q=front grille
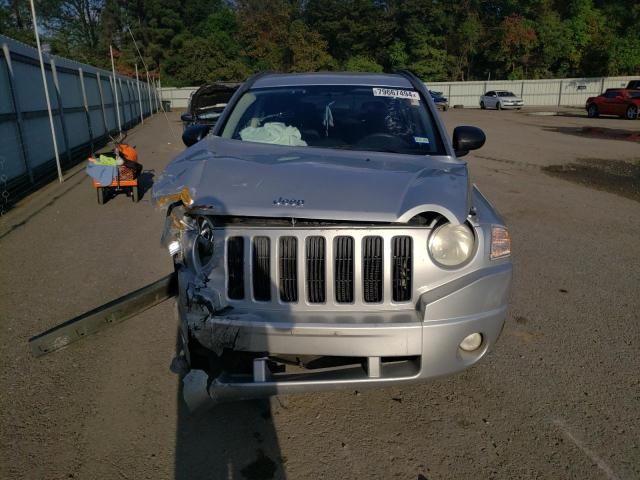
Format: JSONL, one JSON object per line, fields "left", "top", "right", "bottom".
{"left": 392, "top": 236, "right": 413, "bottom": 302}
{"left": 306, "top": 236, "right": 326, "bottom": 303}
{"left": 363, "top": 236, "right": 383, "bottom": 302}
{"left": 334, "top": 236, "right": 354, "bottom": 303}
{"left": 227, "top": 237, "right": 244, "bottom": 299}
{"left": 225, "top": 232, "right": 415, "bottom": 304}
{"left": 252, "top": 237, "right": 271, "bottom": 301}
{"left": 279, "top": 237, "right": 298, "bottom": 302}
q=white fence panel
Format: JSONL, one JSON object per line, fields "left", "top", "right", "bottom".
{"left": 429, "top": 75, "right": 637, "bottom": 108}
{"left": 163, "top": 75, "right": 637, "bottom": 111}
{"left": 159, "top": 87, "right": 196, "bottom": 108}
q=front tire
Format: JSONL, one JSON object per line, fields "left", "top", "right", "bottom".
{"left": 480, "top": 101, "right": 485, "bottom": 110}
{"left": 132, "top": 185, "right": 140, "bottom": 202}
{"left": 97, "top": 187, "right": 104, "bottom": 205}
{"left": 587, "top": 104, "right": 598, "bottom": 118}
{"left": 496, "top": 102, "right": 502, "bottom": 110}
{"left": 625, "top": 104, "right": 638, "bottom": 120}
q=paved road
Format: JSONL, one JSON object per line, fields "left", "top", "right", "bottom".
{"left": 1, "top": 109, "right": 638, "bottom": 480}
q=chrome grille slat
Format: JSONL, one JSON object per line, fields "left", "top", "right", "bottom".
{"left": 334, "top": 236, "right": 354, "bottom": 303}
{"left": 306, "top": 236, "right": 326, "bottom": 303}
{"left": 279, "top": 237, "right": 298, "bottom": 302}
{"left": 392, "top": 236, "right": 413, "bottom": 302}
{"left": 227, "top": 236, "right": 245, "bottom": 299}
{"left": 363, "top": 236, "right": 383, "bottom": 303}
{"left": 252, "top": 237, "right": 271, "bottom": 301}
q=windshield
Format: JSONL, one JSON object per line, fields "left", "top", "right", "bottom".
{"left": 196, "top": 105, "right": 226, "bottom": 121}
{"left": 220, "top": 85, "right": 444, "bottom": 155}
{"left": 497, "top": 91, "right": 516, "bottom": 97}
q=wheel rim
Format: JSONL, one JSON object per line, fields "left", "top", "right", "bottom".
{"left": 589, "top": 105, "right": 596, "bottom": 116}
{"left": 627, "top": 106, "right": 637, "bottom": 119}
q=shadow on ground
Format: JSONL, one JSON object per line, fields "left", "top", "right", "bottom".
{"left": 138, "top": 170, "right": 155, "bottom": 200}
{"left": 175, "top": 386, "right": 285, "bottom": 480}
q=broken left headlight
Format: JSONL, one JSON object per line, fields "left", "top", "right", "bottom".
{"left": 191, "top": 217, "right": 215, "bottom": 271}
{"left": 161, "top": 205, "right": 197, "bottom": 262}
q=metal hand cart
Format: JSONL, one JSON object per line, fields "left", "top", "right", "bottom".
{"left": 93, "top": 164, "right": 140, "bottom": 204}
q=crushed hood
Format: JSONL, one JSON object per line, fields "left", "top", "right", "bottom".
{"left": 153, "top": 137, "right": 471, "bottom": 224}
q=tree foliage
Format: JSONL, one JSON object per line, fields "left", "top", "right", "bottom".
{"left": 1, "top": 0, "right": 638, "bottom": 85}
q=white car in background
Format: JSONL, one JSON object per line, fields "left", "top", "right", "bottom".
{"left": 480, "top": 90, "right": 523, "bottom": 110}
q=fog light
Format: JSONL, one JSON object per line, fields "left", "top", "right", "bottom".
{"left": 168, "top": 240, "right": 181, "bottom": 256}
{"left": 459, "top": 333, "right": 483, "bottom": 352}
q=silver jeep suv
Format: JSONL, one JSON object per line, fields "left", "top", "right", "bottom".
{"left": 153, "top": 71, "right": 512, "bottom": 411}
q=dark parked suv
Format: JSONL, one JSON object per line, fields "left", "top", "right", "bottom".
{"left": 181, "top": 83, "right": 239, "bottom": 144}
{"left": 626, "top": 80, "right": 640, "bottom": 90}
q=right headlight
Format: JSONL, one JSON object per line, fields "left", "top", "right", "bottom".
{"left": 428, "top": 222, "right": 476, "bottom": 268}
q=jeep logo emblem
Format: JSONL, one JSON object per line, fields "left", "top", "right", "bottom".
{"left": 273, "top": 197, "right": 304, "bottom": 208}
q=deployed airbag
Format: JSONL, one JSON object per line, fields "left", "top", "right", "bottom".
{"left": 240, "top": 122, "right": 307, "bottom": 147}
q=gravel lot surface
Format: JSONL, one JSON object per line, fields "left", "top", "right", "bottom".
{"left": 1, "top": 109, "right": 638, "bottom": 480}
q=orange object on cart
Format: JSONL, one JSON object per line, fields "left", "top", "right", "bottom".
{"left": 91, "top": 144, "right": 141, "bottom": 204}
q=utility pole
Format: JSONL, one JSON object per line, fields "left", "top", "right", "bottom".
{"left": 135, "top": 64, "right": 144, "bottom": 124}
{"left": 110, "top": 45, "right": 122, "bottom": 135}
{"left": 29, "top": 0, "right": 63, "bottom": 183}
{"left": 146, "top": 70, "right": 153, "bottom": 114}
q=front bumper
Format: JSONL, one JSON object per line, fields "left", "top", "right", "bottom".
{"left": 181, "top": 262, "right": 512, "bottom": 411}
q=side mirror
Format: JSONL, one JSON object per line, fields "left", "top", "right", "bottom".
{"left": 182, "top": 124, "right": 212, "bottom": 147}
{"left": 180, "top": 112, "right": 194, "bottom": 123}
{"left": 452, "top": 126, "right": 486, "bottom": 157}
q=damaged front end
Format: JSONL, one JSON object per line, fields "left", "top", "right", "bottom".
{"left": 161, "top": 203, "right": 278, "bottom": 411}
{"left": 159, "top": 200, "right": 512, "bottom": 413}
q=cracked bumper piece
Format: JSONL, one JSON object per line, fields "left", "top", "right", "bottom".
{"left": 183, "top": 263, "right": 511, "bottom": 411}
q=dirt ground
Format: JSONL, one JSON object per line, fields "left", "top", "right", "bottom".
{"left": 1, "top": 107, "right": 639, "bottom": 480}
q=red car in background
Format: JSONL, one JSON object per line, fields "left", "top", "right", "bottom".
{"left": 586, "top": 89, "right": 640, "bottom": 120}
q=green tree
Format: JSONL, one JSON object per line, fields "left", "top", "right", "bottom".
{"left": 494, "top": 14, "right": 538, "bottom": 79}
{"left": 287, "top": 19, "right": 336, "bottom": 72}
{"left": 386, "top": 40, "right": 409, "bottom": 70}
{"left": 0, "top": 0, "right": 35, "bottom": 44}
{"left": 344, "top": 55, "right": 383, "bottom": 72}
{"left": 446, "top": 12, "right": 483, "bottom": 81}
{"left": 2, "top": 0, "right": 639, "bottom": 84}
{"left": 305, "top": 0, "right": 392, "bottom": 65}
{"left": 236, "top": 0, "right": 292, "bottom": 71}
{"left": 163, "top": 35, "right": 250, "bottom": 85}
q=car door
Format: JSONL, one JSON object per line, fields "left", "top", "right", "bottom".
{"left": 484, "top": 91, "right": 495, "bottom": 108}
{"left": 601, "top": 90, "right": 620, "bottom": 115}
{"left": 613, "top": 91, "right": 630, "bottom": 116}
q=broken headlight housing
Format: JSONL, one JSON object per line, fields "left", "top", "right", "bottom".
{"left": 428, "top": 222, "right": 476, "bottom": 268}
{"left": 191, "top": 217, "right": 215, "bottom": 271}
{"left": 161, "top": 205, "right": 194, "bottom": 261}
